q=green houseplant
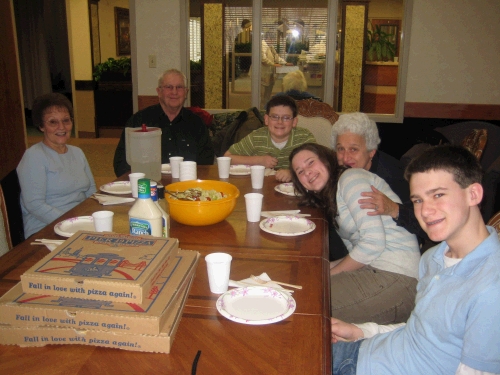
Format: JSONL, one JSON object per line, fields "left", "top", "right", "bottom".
{"left": 93, "top": 57, "right": 131, "bottom": 82}
{"left": 366, "top": 24, "right": 396, "bottom": 61}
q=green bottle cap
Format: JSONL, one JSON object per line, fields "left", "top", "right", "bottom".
{"left": 137, "top": 178, "right": 151, "bottom": 199}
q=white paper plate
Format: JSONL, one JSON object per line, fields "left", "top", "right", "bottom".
{"left": 259, "top": 216, "right": 316, "bottom": 236}
{"left": 161, "top": 163, "right": 171, "bottom": 174}
{"left": 274, "top": 183, "right": 299, "bottom": 196}
{"left": 54, "top": 216, "right": 95, "bottom": 237}
{"left": 99, "top": 181, "right": 132, "bottom": 195}
{"left": 229, "top": 165, "right": 251, "bottom": 176}
{"left": 216, "top": 286, "right": 296, "bottom": 325}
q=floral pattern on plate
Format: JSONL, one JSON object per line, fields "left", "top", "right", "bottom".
{"left": 274, "top": 182, "right": 299, "bottom": 196}
{"left": 229, "top": 165, "right": 251, "bottom": 176}
{"left": 216, "top": 286, "right": 296, "bottom": 325}
{"left": 259, "top": 216, "right": 316, "bottom": 236}
{"left": 54, "top": 216, "right": 95, "bottom": 237}
{"left": 99, "top": 181, "right": 132, "bottom": 195}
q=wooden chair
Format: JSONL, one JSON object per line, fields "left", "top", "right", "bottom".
{"left": 487, "top": 210, "right": 500, "bottom": 236}
{"left": 296, "top": 99, "right": 339, "bottom": 147}
{"left": 0, "top": 169, "right": 24, "bottom": 252}
{"left": 460, "top": 128, "right": 488, "bottom": 161}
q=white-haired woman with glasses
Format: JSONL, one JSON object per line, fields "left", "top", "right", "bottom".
{"left": 330, "top": 112, "right": 428, "bottom": 261}
{"left": 17, "top": 93, "right": 96, "bottom": 237}
{"left": 224, "top": 95, "right": 316, "bottom": 182}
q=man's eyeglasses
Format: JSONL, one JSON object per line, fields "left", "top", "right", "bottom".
{"left": 268, "top": 114, "right": 294, "bottom": 123}
{"left": 44, "top": 118, "right": 73, "bottom": 127}
{"left": 161, "top": 85, "right": 187, "bottom": 92}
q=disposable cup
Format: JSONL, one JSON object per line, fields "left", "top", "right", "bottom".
{"left": 92, "top": 210, "right": 114, "bottom": 232}
{"left": 250, "top": 165, "right": 266, "bottom": 189}
{"left": 180, "top": 161, "right": 197, "bottom": 181}
{"left": 129, "top": 172, "right": 146, "bottom": 198}
{"left": 169, "top": 156, "right": 184, "bottom": 179}
{"left": 244, "top": 193, "right": 263, "bottom": 222}
{"left": 217, "top": 157, "right": 231, "bottom": 179}
{"left": 205, "top": 252, "right": 232, "bottom": 294}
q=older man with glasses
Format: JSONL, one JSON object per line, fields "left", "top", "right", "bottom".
{"left": 113, "top": 68, "right": 214, "bottom": 177}
{"left": 224, "top": 95, "right": 315, "bottom": 182}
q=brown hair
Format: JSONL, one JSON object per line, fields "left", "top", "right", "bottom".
{"left": 405, "top": 144, "right": 483, "bottom": 188}
{"left": 289, "top": 143, "right": 347, "bottom": 224}
{"left": 32, "top": 93, "right": 73, "bottom": 130}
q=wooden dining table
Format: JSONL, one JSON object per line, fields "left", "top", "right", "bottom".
{"left": 0, "top": 165, "right": 331, "bottom": 375}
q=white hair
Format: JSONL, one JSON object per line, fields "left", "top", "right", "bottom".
{"left": 330, "top": 112, "right": 381, "bottom": 151}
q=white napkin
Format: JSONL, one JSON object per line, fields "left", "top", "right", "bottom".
{"left": 93, "top": 194, "right": 135, "bottom": 205}
{"left": 229, "top": 272, "right": 293, "bottom": 294}
{"left": 32, "top": 239, "right": 65, "bottom": 251}
{"left": 264, "top": 168, "right": 277, "bottom": 176}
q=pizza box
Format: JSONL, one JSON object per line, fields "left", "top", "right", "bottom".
{"left": 0, "top": 269, "right": 194, "bottom": 354}
{"left": 0, "top": 250, "right": 199, "bottom": 335}
{"left": 21, "top": 231, "right": 178, "bottom": 304}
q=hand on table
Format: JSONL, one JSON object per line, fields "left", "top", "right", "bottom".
{"left": 275, "top": 169, "right": 292, "bottom": 183}
{"left": 358, "top": 185, "right": 400, "bottom": 219}
{"left": 331, "top": 318, "right": 364, "bottom": 344}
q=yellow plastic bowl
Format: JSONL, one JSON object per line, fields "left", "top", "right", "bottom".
{"left": 165, "top": 180, "right": 240, "bottom": 226}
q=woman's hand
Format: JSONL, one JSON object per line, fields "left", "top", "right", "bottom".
{"left": 331, "top": 318, "right": 364, "bottom": 343}
{"left": 358, "top": 185, "right": 399, "bottom": 219}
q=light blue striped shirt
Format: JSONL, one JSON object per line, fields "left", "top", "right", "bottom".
{"left": 336, "top": 168, "right": 420, "bottom": 278}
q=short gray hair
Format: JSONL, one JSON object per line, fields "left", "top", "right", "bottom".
{"left": 330, "top": 112, "right": 381, "bottom": 151}
{"left": 158, "top": 69, "right": 188, "bottom": 88}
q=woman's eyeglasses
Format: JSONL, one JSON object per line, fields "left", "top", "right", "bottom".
{"left": 43, "top": 118, "right": 73, "bottom": 127}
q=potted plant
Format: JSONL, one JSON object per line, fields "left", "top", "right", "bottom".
{"left": 93, "top": 57, "right": 131, "bottom": 82}
{"left": 366, "top": 24, "right": 396, "bottom": 62}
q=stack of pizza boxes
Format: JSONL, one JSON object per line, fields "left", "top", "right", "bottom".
{"left": 0, "top": 231, "right": 199, "bottom": 353}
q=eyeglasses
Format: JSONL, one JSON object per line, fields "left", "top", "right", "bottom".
{"left": 43, "top": 118, "right": 73, "bottom": 127}
{"left": 160, "top": 85, "right": 187, "bottom": 92}
{"left": 268, "top": 114, "right": 294, "bottom": 123}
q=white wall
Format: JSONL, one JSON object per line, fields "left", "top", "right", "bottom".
{"left": 406, "top": 0, "right": 500, "bottom": 104}
{"left": 132, "top": 0, "right": 182, "bottom": 97}
{"left": 130, "top": 0, "right": 500, "bottom": 106}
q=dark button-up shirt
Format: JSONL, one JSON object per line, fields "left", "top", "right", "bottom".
{"left": 113, "top": 104, "right": 214, "bottom": 177}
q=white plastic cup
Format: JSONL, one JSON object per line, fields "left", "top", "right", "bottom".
{"left": 217, "top": 157, "right": 231, "bottom": 179}
{"left": 180, "top": 161, "right": 197, "bottom": 181}
{"left": 244, "top": 193, "right": 263, "bottom": 222}
{"left": 169, "top": 156, "right": 184, "bottom": 179}
{"left": 250, "top": 165, "right": 266, "bottom": 189}
{"left": 92, "top": 211, "right": 114, "bottom": 232}
{"left": 205, "top": 252, "right": 232, "bottom": 294}
{"left": 129, "top": 172, "right": 146, "bottom": 198}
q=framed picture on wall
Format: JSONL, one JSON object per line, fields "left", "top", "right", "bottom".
{"left": 115, "top": 7, "right": 130, "bottom": 56}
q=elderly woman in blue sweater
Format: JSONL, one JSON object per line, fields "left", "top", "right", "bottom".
{"left": 290, "top": 143, "right": 420, "bottom": 324}
{"left": 17, "top": 93, "right": 96, "bottom": 237}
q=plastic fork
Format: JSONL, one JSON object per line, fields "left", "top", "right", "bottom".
{"left": 251, "top": 275, "right": 302, "bottom": 289}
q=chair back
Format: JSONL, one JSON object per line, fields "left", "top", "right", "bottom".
{"left": 296, "top": 99, "right": 339, "bottom": 125}
{"left": 460, "top": 129, "right": 488, "bottom": 161}
{"left": 487, "top": 210, "right": 500, "bottom": 237}
{"left": 0, "top": 169, "right": 24, "bottom": 250}
{"left": 296, "top": 99, "right": 339, "bottom": 148}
